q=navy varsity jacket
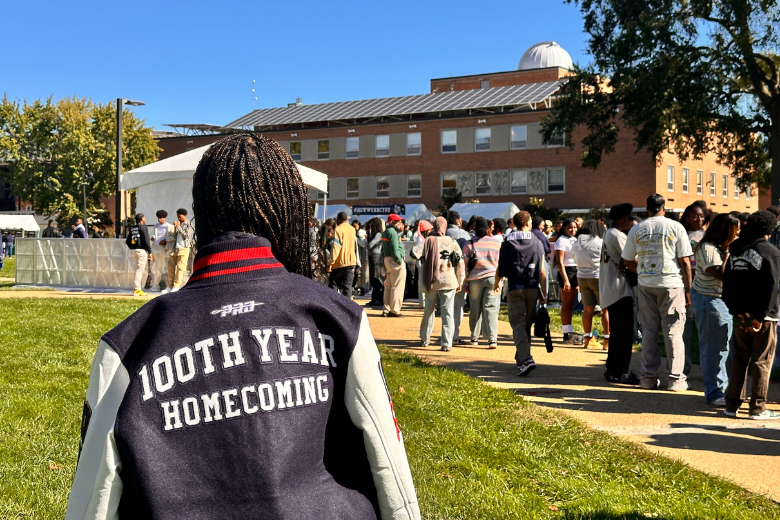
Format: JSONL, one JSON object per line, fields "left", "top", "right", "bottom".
{"left": 66, "top": 232, "right": 420, "bottom": 520}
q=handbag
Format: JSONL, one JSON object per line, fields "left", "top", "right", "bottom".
{"left": 534, "top": 305, "right": 550, "bottom": 338}
{"left": 467, "top": 238, "right": 478, "bottom": 272}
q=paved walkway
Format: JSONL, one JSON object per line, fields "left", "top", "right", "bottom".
{"left": 365, "top": 301, "right": 780, "bottom": 501}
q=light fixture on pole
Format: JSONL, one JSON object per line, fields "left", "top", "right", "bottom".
{"left": 115, "top": 98, "right": 145, "bottom": 238}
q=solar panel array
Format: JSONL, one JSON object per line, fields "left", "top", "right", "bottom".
{"left": 227, "top": 81, "right": 564, "bottom": 128}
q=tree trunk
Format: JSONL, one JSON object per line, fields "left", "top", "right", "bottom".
{"left": 772, "top": 128, "right": 780, "bottom": 207}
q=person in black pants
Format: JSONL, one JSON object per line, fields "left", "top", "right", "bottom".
{"left": 600, "top": 203, "right": 640, "bottom": 385}
{"left": 365, "top": 218, "right": 385, "bottom": 307}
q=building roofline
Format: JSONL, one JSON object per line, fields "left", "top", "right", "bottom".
{"left": 429, "top": 66, "right": 568, "bottom": 82}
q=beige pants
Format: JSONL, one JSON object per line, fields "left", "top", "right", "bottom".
{"left": 167, "top": 248, "right": 190, "bottom": 289}
{"left": 151, "top": 244, "right": 168, "bottom": 288}
{"left": 132, "top": 249, "right": 149, "bottom": 291}
{"left": 383, "top": 256, "right": 406, "bottom": 314}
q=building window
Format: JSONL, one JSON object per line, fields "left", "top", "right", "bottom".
{"left": 545, "top": 131, "right": 564, "bottom": 148}
{"left": 406, "top": 132, "right": 421, "bottom": 155}
{"left": 510, "top": 170, "right": 527, "bottom": 194}
{"left": 407, "top": 174, "right": 421, "bottom": 197}
{"left": 441, "top": 130, "right": 457, "bottom": 153}
{"left": 710, "top": 172, "right": 716, "bottom": 196}
{"left": 547, "top": 169, "right": 565, "bottom": 193}
{"left": 682, "top": 168, "right": 689, "bottom": 193}
{"left": 734, "top": 180, "right": 740, "bottom": 199}
{"left": 442, "top": 173, "right": 458, "bottom": 196}
{"left": 290, "top": 141, "right": 301, "bottom": 161}
{"left": 317, "top": 140, "right": 329, "bottom": 160}
{"left": 696, "top": 170, "right": 703, "bottom": 195}
{"left": 722, "top": 174, "right": 728, "bottom": 198}
{"left": 375, "top": 135, "right": 390, "bottom": 157}
{"left": 475, "top": 128, "right": 491, "bottom": 151}
{"left": 376, "top": 176, "right": 389, "bottom": 198}
{"left": 510, "top": 125, "right": 527, "bottom": 149}
{"left": 480, "top": 79, "right": 490, "bottom": 89}
{"left": 667, "top": 166, "right": 675, "bottom": 191}
{"left": 346, "top": 137, "right": 359, "bottom": 159}
{"left": 746, "top": 187, "right": 751, "bottom": 200}
{"left": 346, "top": 178, "right": 359, "bottom": 199}
{"left": 475, "top": 172, "right": 492, "bottom": 195}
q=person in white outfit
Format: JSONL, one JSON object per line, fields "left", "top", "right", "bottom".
{"left": 149, "top": 210, "right": 174, "bottom": 292}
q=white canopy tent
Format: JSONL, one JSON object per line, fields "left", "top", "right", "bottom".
{"left": 122, "top": 144, "right": 329, "bottom": 220}
{"left": 314, "top": 204, "right": 351, "bottom": 222}
{"left": 449, "top": 202, "right": 521, "bottom": 223}
{"left": 351, "top": 204, "right": 435, "bottom": 224}
{"left": 0, "top": 214, "right": 41, "bottom": 235}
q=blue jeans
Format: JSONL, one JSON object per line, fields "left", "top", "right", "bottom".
{"left": 468, "top": 276, "right": 500, "bottom": 344}
{"left": 690, "top": 288, "right": 731, "bottom": 402}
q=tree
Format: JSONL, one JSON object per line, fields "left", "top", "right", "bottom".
{"left": 0, "top": 96, "right": 159, "bottom": 224}
{"left": 542, "top": 0, "right": 780, "bottom": 203}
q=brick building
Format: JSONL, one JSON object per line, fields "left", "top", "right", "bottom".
{"left": 156, "top": 42, "right": 757, "bottom": 216}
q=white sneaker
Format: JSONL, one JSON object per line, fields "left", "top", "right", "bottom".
{"left": 749, "top": 409, "right": 780, "bottom": 420}
{"left": 160, "top": 288, "right": 170, "bottom": 295}
{"left": 171, "top": 286, "right": 180, "bottom": 292}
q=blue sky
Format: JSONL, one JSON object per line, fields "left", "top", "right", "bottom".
{"left": 3, "top": 0, "right": 590, "bottom": 130}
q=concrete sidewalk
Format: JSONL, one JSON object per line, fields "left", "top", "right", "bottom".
{"left": 365, "top": 301, "right": 780, "bottom": 501}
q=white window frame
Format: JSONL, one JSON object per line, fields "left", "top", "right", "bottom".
{"left": 547, "top": 168, "right": 565, "bottom": 193}
{"left": 475, "top": 128, "right": 491, "bottom": 152}
{"left": 696, "top": 170, "right": 703, "bottom": 195}
{"left": 667, "top": 165, "right": 675, "bottom": 191}
{"left": 406, "top": 132, "right": 421, "bottom": 156}
{"left": 510, "top": 169, "right": 527, "bottom": 194}
{"left": 734, "top": 179, "right": 740, "bottom": 199}
{"left": 545, "top": 131, "right": 565, "bottom": 148}
{"left": 345, "top": 137, "right": 359, "bottom": 159}
{"left": 407, "top": 174, "right": 421, "bottom": 198}
{"left": 710, "top": 172, "right": 716, "bottom": 197}
{"left": 475, "top": 171, "right": 492, "bottom": 195}
{"left": 722, "top": 174, "right": 728, "bottom": 198}
{"left": 346, "top": 177, "right": 359, "bottom": 199}
{"left": 746, "top": 187, "right": 751, "bottom": 200}
{"left": 376, "top": 176, "right": 389, "bottom": 198}
{"left": 441, "top": 130, "right": 457, "bottom": 154}
{"left": 441, "top": 172, "right": 458, "bottom": 196}
{"left": 510, "top": 125, "right": 527, "bottom": 150}
{"left": 682, "top": 168, "right": 689, "bottom": 194}
{"left": 375, "top": 135, "right": 390, "bottom": 157}
{"left": 289, "top": 141, "right": 302, "bottom": 161}
{"left": 317, "top": 140, "right": 329, "bottom": 160}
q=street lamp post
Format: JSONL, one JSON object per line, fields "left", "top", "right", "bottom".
{"left": 115, "top": 98, "right": 145, "bottom": 237}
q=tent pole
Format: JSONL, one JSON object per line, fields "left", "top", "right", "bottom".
{"left": 322, "top": 193, "right": 327, "bottom": 223}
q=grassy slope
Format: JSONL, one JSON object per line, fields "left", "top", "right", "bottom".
{"left": 1, "top": 298, "right": 777, "bottom": 519}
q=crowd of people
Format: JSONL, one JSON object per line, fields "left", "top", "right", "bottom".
{"left": 312, "top": 194, "right": 780, "bottom": 421}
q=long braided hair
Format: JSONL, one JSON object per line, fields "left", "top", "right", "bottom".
{"left": 192, "top": 133, "right": 313, "bottom": 278}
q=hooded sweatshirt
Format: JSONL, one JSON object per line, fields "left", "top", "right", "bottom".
{"left": 722, "top": 235, "right": 780, "bottom": 322}
{"left": 498, "top": 230, "right": 545, "bottom": 291}
{"left": 571, "top": 234, "right": 603, "bottom": 279}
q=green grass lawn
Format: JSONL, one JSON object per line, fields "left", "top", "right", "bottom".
{"left": 2, "top": 298, "right": 778, "bottom": 519}
{"left": 0, "top": 256, "right": 15, "bottom": 278}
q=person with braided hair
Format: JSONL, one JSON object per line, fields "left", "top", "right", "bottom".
{"left": 67, "top": 133, "right": 420, "bottom": 520}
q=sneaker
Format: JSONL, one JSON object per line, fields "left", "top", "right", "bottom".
{"left": 420, "top": 342, "right": 428, "bottom": 348}
{"left": 667, "top": 380, "right": 689, "bottom": 393}
{"left": 487, "top": 343, "right": 497, "bottom": 350}
{"left": 605, "top": 371, "right": 639, "bottom": 385}
{"left": 706, "top": 397, "right": 727, "bottom": 406}
{"left": 584, "top": 336, "right": 602, "bottom": 350}
{"left": 455, "top": 338, "right": 468, "bottom": 345}
{"left": 517, "top": 358, "right": 536, "bottom": 377}
{"left": 749, "top": 409, "right": 780, "bottom": 420}
{"left": 470, "top": 338, "right": 479, "bottom": 346}
{"left": 171, "top": 286, "right": 180, "bottom": 292}
{"left": 440, "top": 346, "right": 451, "bottom": 352}
{"left": 388, "top": 312, "right": 405, "bottom": 318}
{"left": 723, "top": 408, "right": 738, "bottom": 418}
{"left": 562, "top": 334, "right": 583, "bottom": 346}
{"left": 640, "top": 378, "right": 660, "bottom": 390}
{"left": 148, "top": 286, "right": 160, "bottom": 292}
{"left": 133, "top": 289, "right": 147, "bottom": 296}
{"left": 160, "top": 288, "right": 170, "bottom": 295}
{"left": 601, "top": 337, "right": 609, "bottom": 351}
{"left": 381, "top": 311, "right": 389, "bottom": 317}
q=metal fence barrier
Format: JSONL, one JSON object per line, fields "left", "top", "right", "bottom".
{"left": 15, "top": 238, "right": 137, "bottom": 289}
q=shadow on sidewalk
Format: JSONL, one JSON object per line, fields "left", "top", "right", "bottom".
{"left": 644, "top": 423, "right": 780, "bottom": 456}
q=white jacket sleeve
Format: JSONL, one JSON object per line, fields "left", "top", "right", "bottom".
{"left": 65, "top": 340, "right": 130, "bottom": 520}
{"left": 344, "top": 313, "right": 421, "bottom": 520}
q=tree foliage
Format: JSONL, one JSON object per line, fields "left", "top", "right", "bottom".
{"left": 542, "top": 0, "right": 780, "bottom": 199}
{"left": 0, "top": 96, "right": 159, "bottom": 224}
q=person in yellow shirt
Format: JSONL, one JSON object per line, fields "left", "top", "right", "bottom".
{"left": 330, "top": 211, "right": 358, "bottom": 298}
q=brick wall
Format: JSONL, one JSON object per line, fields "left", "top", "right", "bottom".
{"left": 430, "top": 67, "right": 569, "bottom": 93}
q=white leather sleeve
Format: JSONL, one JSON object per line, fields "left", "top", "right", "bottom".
{"left": 65, "top": 340, "right": 130, "bottom": 520}
{"left": 344, "top": 313, "right": 421, "bottom": 520}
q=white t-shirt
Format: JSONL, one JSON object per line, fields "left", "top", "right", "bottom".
{"left": 154, "top": 223, "right": 168, "bottom": 245}
{"left": 621, "top": 216, "right": 692, "bottom": 289}
{"left": 571, "top": 235, "right": 602, "bottom": 279}
{"left": 692, "top": 243, "right": 724, "bottom": 297}
{"left": 599, "top": 228, "right": 634, "bottom": 308}
{"left": 555, "top": 236, "right": 577, "bottom": 267}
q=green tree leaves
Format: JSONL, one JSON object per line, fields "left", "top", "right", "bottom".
{"left": 543, "top": 0, "right": 780, "bottom": 199}
{"left": 0, "top": 96, "right": 159, "bottom": 224}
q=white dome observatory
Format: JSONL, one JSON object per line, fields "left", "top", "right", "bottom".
{"left": 518, "top": 41, "right": 573, "bottom": 70}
